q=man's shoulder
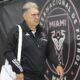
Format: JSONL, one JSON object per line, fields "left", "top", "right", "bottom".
{"left": 8, "top": 25, "right": 20, "bottom": 36}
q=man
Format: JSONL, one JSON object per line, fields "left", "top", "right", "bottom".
{"left": 4, "top": 2, "right": 64, "bottom": 80}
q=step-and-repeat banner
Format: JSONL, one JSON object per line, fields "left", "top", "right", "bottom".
{"left": 0, "top": 0, "right": 80, "bottom": 80}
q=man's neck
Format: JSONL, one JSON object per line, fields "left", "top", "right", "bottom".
{"left": 27, "top": 23, "right": 36, "bottom": 31}
{"left": 29, "top": 26, "right": 36, "bottom": 31}
{"left": 25, "top": 22, "right": 36, "bottom": 31}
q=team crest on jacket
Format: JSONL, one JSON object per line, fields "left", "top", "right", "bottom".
{"left": 40, "top": 0, "right": 80, "bottom": 80}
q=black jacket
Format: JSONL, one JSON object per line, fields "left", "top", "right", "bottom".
{"left": 4, "top": 21, "right": 59, "bottom": 74}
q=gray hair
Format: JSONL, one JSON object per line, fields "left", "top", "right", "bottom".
{"left": 22, "top": 2, "right": 39, "bottom": 15}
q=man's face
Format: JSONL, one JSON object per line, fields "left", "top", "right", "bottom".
{"left": 24, "top": 8, "right": 40, "bottom": 29}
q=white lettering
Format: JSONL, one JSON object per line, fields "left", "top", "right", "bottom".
{"left": 77, "top": 48, "right": 80, "bottom": 53}
{"left": 56, "top": 0, "right": 62, "bottom": 5}
{"left": 77, "top": 35, "right": 80, "bottom": 40}
{"left": 43, "top": 12, "right": 46, "bottom": 17}
{"left": 41, "top": 17, "right": 45, "bottom": 22}
{"left": 49, "top": 3, "right": 53, "bottom": 8}
{"left": 49, "top": 19, "right": 66, "bottom": 27}
{"left": 52, "top": 0, "right": 56, "bottom": 6}
{"left": 62, "top": 0, "right": 66, "bottom": 6}
{"left": 45, "top": 6, "right": 49, "bottom": 13}
{"left": 71, "top": 12, "right": 77, "bottom": 24}
{"left": 76, "top": 55, "right": 80, "bottom": 61}
{"left": 65, "top": 3, "right": 69, "bottom": 9}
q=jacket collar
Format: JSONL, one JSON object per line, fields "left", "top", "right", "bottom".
{"left": 20, "top": 21, "right": 42, "bottom": 35}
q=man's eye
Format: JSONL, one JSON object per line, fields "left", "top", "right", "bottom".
{"left": 32, "top": 14, "right": 39, "bottom": 16}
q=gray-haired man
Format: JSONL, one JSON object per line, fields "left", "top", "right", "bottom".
{"left": 4, "top": 2, "right": 64, "bottom": 80}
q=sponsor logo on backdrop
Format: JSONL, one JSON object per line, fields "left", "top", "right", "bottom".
{"left": 40, "top": 0, "right": 80, "bottom": 80}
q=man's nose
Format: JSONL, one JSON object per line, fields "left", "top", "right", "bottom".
{"left": 35, "top": 14, "right": 39, "bottom": 19}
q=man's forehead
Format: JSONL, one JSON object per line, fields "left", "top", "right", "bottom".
{"left": 29, "top": 8, "right": 39, "bottom": 14}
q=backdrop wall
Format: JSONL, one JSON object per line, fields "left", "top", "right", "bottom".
{"left": 0, "top": 0, "right": 80, "bottom": 80}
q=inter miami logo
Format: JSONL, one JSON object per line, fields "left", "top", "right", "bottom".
{"left": 40, "top": 0, "right": 80, "bottom": 80}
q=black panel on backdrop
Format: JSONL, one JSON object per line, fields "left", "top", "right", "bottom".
{"left": 0, "top": 0, "right": 80, "bottom": 80}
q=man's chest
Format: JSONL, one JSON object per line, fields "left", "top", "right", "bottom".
{"left": 22, "top": 32, "right": 48, "bottom": 49}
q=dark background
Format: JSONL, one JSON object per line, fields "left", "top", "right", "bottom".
{"left": 0, "top": 0, "right": 80, "bottom": 80}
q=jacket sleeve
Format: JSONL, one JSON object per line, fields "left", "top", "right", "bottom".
{"left": 4, "top": 27, "right": 23, "bottom": 73}
{"left": 46, "top": 32, "right": 59, "bottom": 67}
